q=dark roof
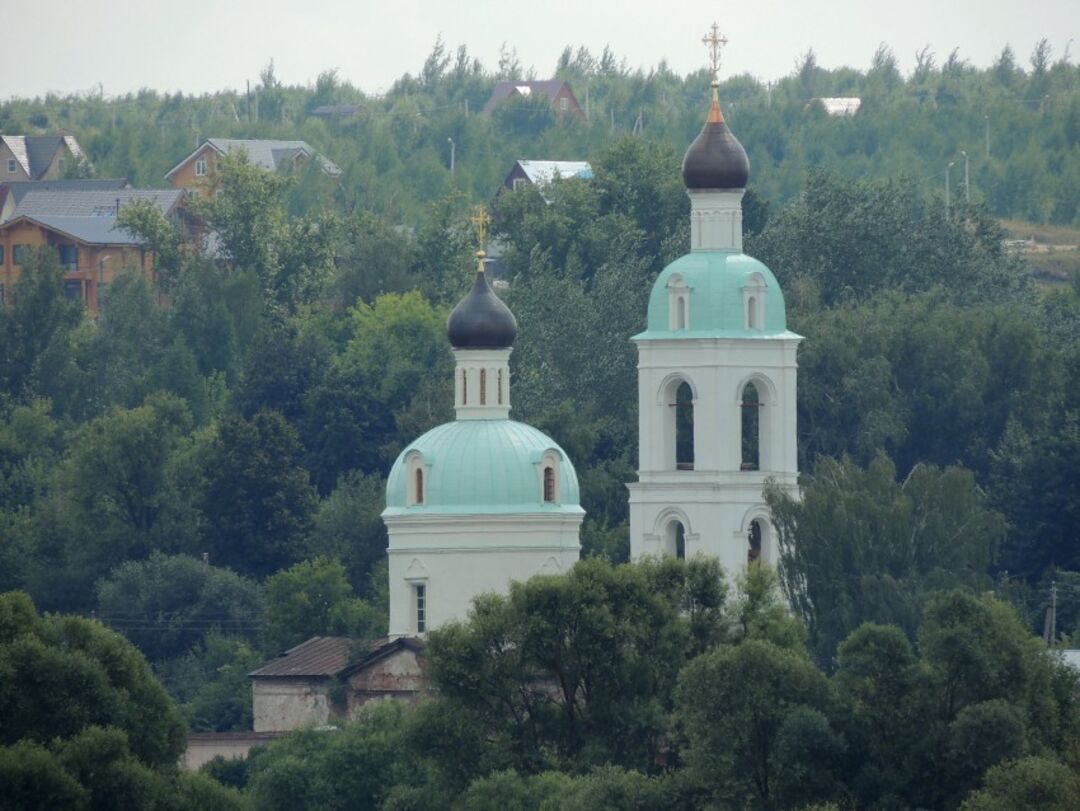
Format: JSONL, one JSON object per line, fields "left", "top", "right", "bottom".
{"left": 682, "top": 90, "right": 749, "bottom": 190}
{"left": 8, "top": 214, "right": 141, "bottom": 245}
{"left": 2, "top": 179, "right": 129, "bottom": 208}
{"left": 248, "top": 636, "right": 355, "bottom": 678}
{"left": 25, "top": 136, "right": 63, "bottom": 179}
{"left": 482, "top": 80, "right": 571, "bottom": 115}
{"left": 15, "top": 188, "right": 182, "bottom": 218}
{"left": 311, "top": 104, "right": 360, "bottom": 117}
{"left": 447, "top": 267, "right": 518, "bottom": 349}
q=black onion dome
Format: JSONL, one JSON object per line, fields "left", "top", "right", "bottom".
{"left": 447, "top": 269, "right": 517, "bottom": 349}
{"left": 681, "top": 91, "right": 750, "bottom": 190}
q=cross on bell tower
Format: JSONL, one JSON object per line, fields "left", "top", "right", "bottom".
{"left": 701, "top": 22, "right": 728, "bottom": 83}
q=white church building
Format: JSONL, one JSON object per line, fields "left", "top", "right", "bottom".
{"left": 381, "top": 67, "right": 801, "bottom": 638}
{"left": 626, "top": 78, "right": 802, "bottom": 575}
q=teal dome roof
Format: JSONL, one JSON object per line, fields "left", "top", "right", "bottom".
{"left": 636, "top": 252, "right": 798, "bottom": 340}
{"left": 384, "top": 420, "right": 583, "bottom": 516}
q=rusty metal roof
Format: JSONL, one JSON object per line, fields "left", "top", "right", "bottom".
{"left": 248, "top": 636, "right": 356, "bottom": 679}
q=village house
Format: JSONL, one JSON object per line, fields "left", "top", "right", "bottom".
{"left": 165, "top": 138, "right": 342, "bottom": 198}
{"left": 501, "top": 159, "right": 593, "bottom": 194}
{"left": 0, "top": 178, "right": 130, "bottom": 223}
{"left": 0, "top": 134, "right": 86, "bottom": 182}
{"left": 0, "top": 188, "right": 185, "bottom": 312}
{"left": 481, "top": 79, "right": 583, "bottom": 118}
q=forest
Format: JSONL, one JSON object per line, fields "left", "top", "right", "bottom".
{"left": 1, "top": 39, "right": 1080, "bottom": 809}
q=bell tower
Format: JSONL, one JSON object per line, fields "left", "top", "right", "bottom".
{"left": 627, "top": 25, "right": 802, "bottom": 574}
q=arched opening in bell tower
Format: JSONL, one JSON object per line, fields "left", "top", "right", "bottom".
{"left": 665, "top": 519, "right": 687, "bottom": 560}
{"left": 748, "top": 519, "right": 762, "bottom": 565}
{"left": 675, "top": 381, "right": 695, "bottom": 470}
{"left": 740, "top": 382, "right": 760, "bottom": 471}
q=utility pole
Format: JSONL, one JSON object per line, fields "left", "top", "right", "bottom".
{"left": 610, "top": 107, "right": 615, "bottom": 133}
{"left": 1044, "top": 582, "right": 1058, "bottom": 646}
{"left": 584, "top": 85, "right": 590, "bottom": 121}
{"left": 447, "top": 137, "right": 455, "bottom": 175}
{"left": 961, "top": 149, "right": 970, "bottom": 203}
{"left": 247, "top": 80, "right": 252, "bottom": 122}
{"left": 945, "top": 161, "right": 954, "bottom": 218}
{"left": 766, "top": 80, "right": 772, "bottom": 109}
{"left": 984, "top": 114, "right": 990, "bottom": 158}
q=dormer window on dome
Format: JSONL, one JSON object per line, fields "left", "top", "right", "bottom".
{"left": 537, "top": 450, "right": 562, "bottom": 503}
{"left": 667, "top": 274, "right": 691, "bottom": 331}
{"left": 405, "top": 451, "right": 430, "bottom": 506}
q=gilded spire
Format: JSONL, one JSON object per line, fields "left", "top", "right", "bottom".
{"left": 701, "top": 22, "right": 728, "bottom": 122}
{"left": 470, "top": 206, "right": 491, "bottom": 270}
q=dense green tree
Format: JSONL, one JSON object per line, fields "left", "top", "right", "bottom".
{"left": 95, "top": 553, "right": 263, "bottom": 661}
{"left": 768, "top": 452, "right": 1005, "bottom": 664}
{"left": 306, "top": 470, "right": 389, "bottom": 594}
{"left": 261, "top": 556, "right": 384, "bottom": 653}
{"left": 199, "top": 408, "right": 317, "bottom": 578}
{"left": 960, "top": 756, "right": 1080, "bottom": 811}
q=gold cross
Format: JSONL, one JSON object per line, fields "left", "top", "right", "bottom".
{"left": 470, "top": 206, "right": 491, "bottom": 255}
{"left": 702, "top": 22, "right": 728, "bottom": 81}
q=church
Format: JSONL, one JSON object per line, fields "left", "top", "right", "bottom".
{"left": 381, "top": 37, "right": 801, "bottom": 638}
{"left": 239, "top": 30, "right": 803, "bottom": 738}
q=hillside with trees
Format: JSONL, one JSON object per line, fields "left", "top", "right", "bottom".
{"left": 1, "top": 38, "right": 1079, "bottom": 809}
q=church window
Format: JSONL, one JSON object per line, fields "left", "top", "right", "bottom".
{"left": 741, "top": 382, "right": 761, "bottom": 471}
{"left": 497, "top": 369, "right": 504, "bottom": 404}
{"left": 748, "top": 520, "right": 762, "bottom": 565}
{"left": 543, "top": 466, "right": 556, "bottom": 502}
{"left": 674, "top": 381, "right": 694, "bottom": 470}
{"left": 415, "top": 469, "right": 424, "bottom": 505}
{"left": 415, "top": 584, "right": 426, "bottom": 633}
{"left": 667, "top": 274, "right": 690, "bottom": 330}
{"left": 480, "top": 369, "right": 487, "bottom": 405}
{"left": 664, "top": 519, "right": 687, "bottom": 559}
{"left": 675, "top": 522, "right": 686, "bottom": 560}
{"left": 744, "top": 273, "right": 766, "bottom": 330}
{"left": 461, "top": 369, "right": 468, "bottom": 405}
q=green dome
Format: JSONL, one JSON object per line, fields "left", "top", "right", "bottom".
{"left": 384, "top": 420, "right": 583, "bottom": 516}
{"left": 636, "top": 252, "right": 798, "bottom": 340}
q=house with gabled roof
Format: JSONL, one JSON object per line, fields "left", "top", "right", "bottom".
{"left": 482, "top": 80, "right": 583, "bottom": 118}
{"left": 165, "top": 138, "right": 342, "bottom": 199}
{"left": 501, "top": 159, "right": 593, "bottom": 195}
{"left": 0, "top": 135, "right": 86, "bottom": 182}
{"left": 0, "top": 178, "right": 130, "bottom": 223}
{"left": 0, "top": 188, "right": 185, "bottom": 312}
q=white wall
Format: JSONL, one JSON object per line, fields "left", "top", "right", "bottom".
{"left": 251, "top": 679, "right": 331, "bottom": 733}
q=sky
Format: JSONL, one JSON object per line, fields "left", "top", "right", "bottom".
{"left": 2, "top": 0, "right": 1076, "bottom": 99}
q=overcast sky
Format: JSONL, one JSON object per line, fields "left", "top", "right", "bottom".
{"left": 3, "top": 1, "right": 1076, "bottom": 99}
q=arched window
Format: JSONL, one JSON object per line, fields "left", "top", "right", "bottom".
{"left": 744, "top": 273, "right": 766, "bottom": 330}
{"left": 675, "top": 522, "right": 686, "bottom": 560}
{"left": 461, "top": 369, "right": 468, "bottom": 405}
{"left": 664, "top": 519, "right": 687, "bottom": 559}
{"left": 741, "top": 382, "right": 760, "bottom": 471}
{"left": 667, "top": 274, "right": 690, "bottom": 330}
{"left": 748, "top": 520, "right": 762, "bottom": 565}
{"left": 674, "top": 381, "right": 694, "bottom": 470}
{"left": 415, "top": 468, "right": 424, "bottom": 505}
{"left": 543, "top": 466, "right": 555, "bottom": 502}
{"left": 480, "top": 369, "right": 487, "bottom": 405}
{"left": 747, "top": 296, "right": 757, "bottom": 329}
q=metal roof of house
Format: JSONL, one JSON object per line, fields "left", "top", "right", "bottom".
{"left": 517, "top": 160, "right": 593, "bottom": 185}
{"left": 812, "top": 97, "right": 862, "bottom": 117}
{"left": 482, "top": 80, "right": 571, "bottom": 115}
{"left": 15, "top": 188, "right": 183, "bottom": 218}
{"left": 311, "top": 104, "right": 360, "bottom": 117}
{"left": 2, "top": 179, "right": 129, "bottom": 208}
{"left": 12, "top": 215, "right": 141, "bottom": 245}
{"left": 248, "top": 636, "right": 356, "bottom": 679}
{"left": 165, "top": 138, "right": 342, "bottom": 179}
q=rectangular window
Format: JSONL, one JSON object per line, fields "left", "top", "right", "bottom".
{"left": 63, "top": 280, "right": 83, "bottom": 301}
{"left": 12, "top": 244, "right": 30, "bottom": 266}
{"left": 194, "top": 158, "right": 207, "bottom": 177}
{"left": 0, "top": 245, "right": 5, "bottom": 265}
{"left": 560, "top": 96, "right": 569, "bottom": 111}
{"left": 415, "top": 584, "right": 426, "bottom": 633}
{"left": 512, "top": 177, "right": 527, "bottom": 192}
{"left": 57, "top": 158, "right": 65, "bottom": 173}
{"left": 6, "top": 159, "right": 16, "bottom": 173}
{"left": 58, "top": 244, "right": 78, "bottom": 271}
{"left": 0, "top": 284, "right": 5, "bottom": 305}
